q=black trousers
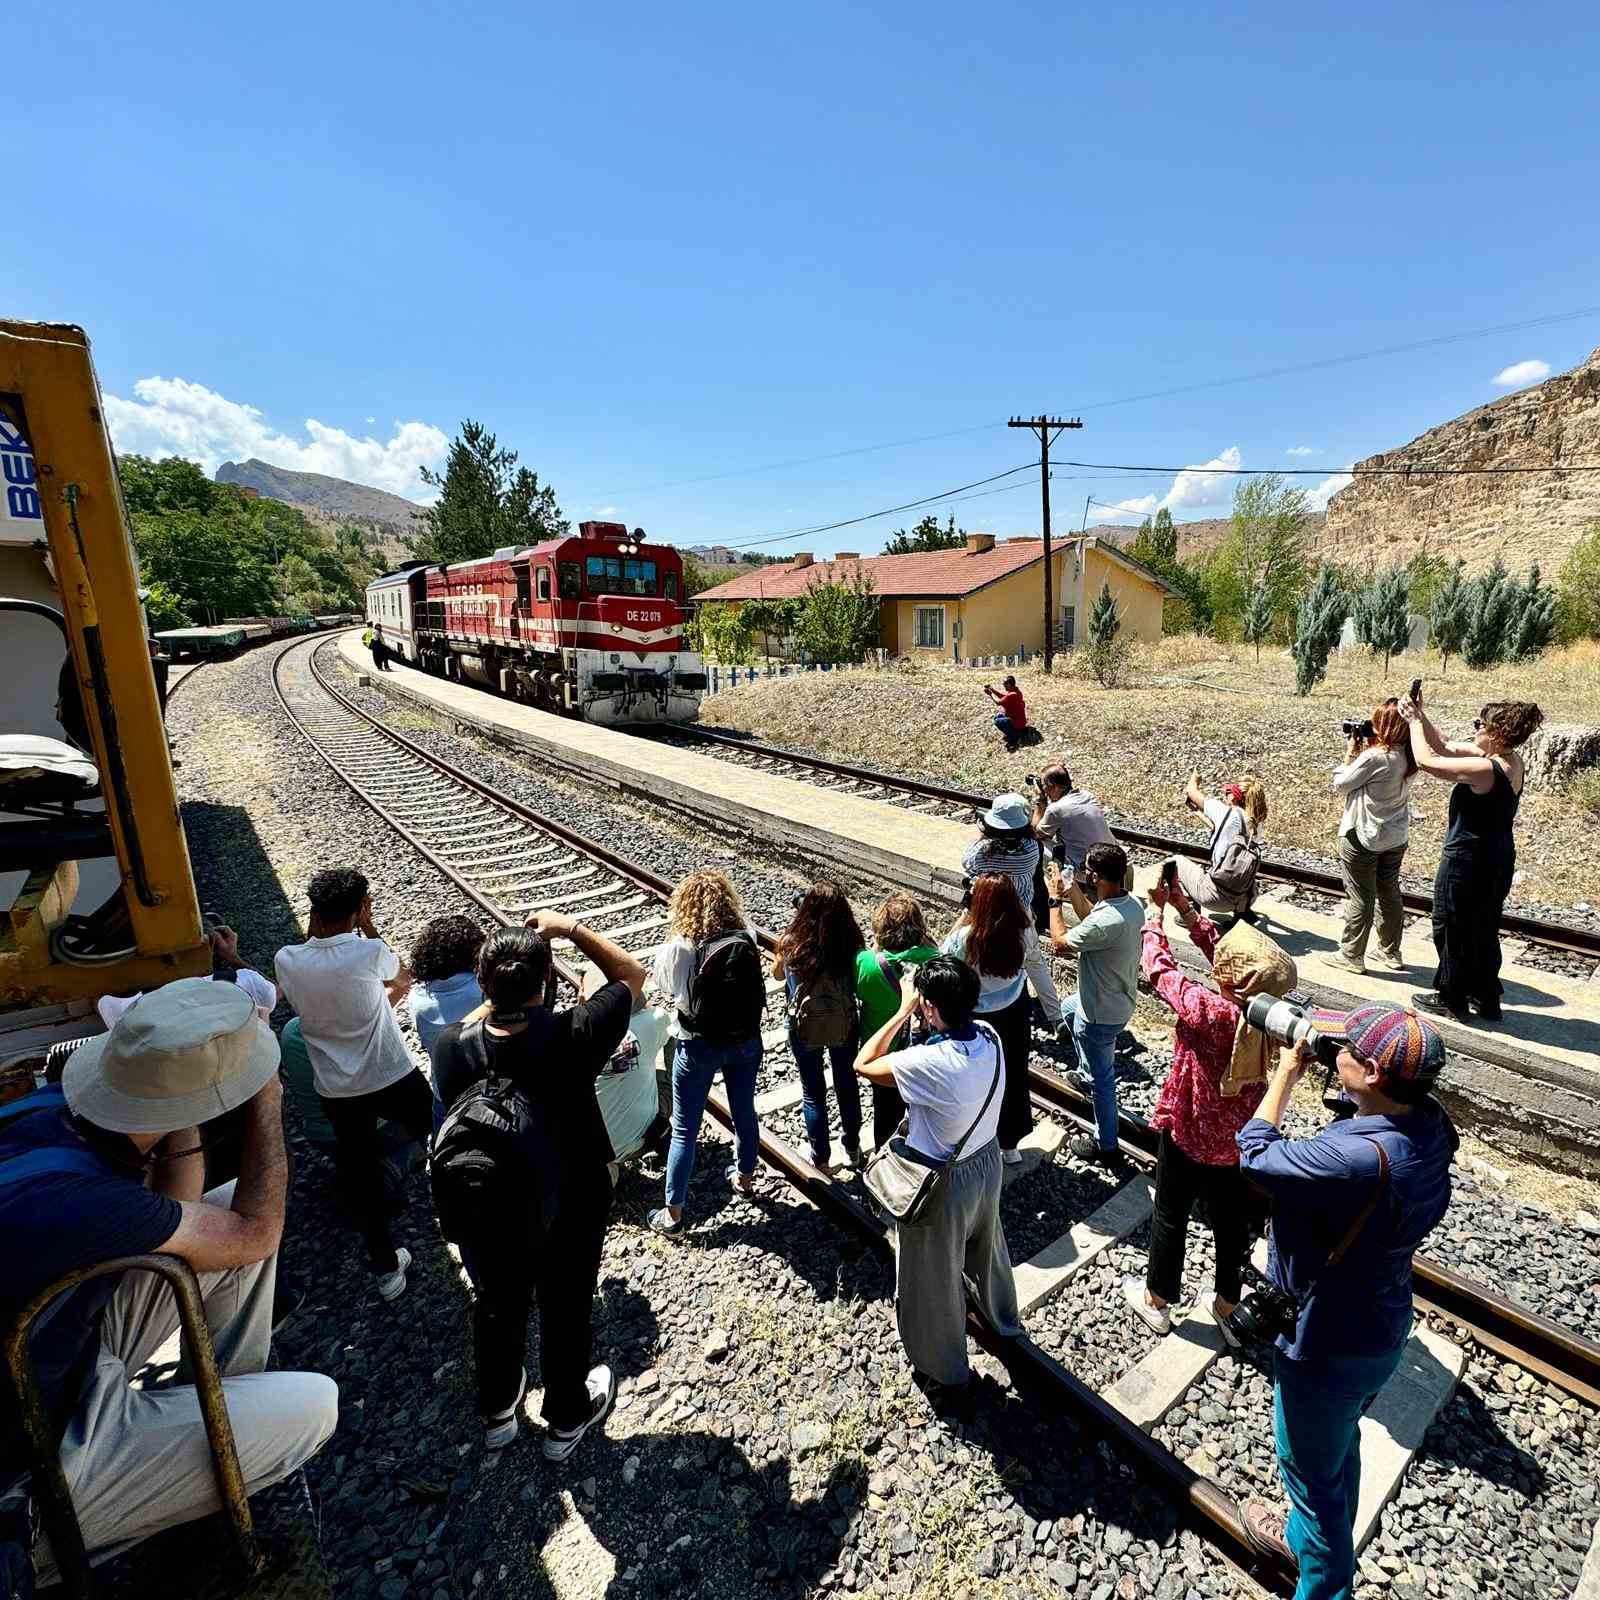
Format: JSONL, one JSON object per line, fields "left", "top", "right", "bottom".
{"left": 1146, "top": 1130, "right": 1252, "bottom": 1305}
{"left": 872, "top": 1081, "right": 908, "bottom": 1149}
{"left": 319, "top": 1069, "right": 434, "bottom": 1273}
{"left": 987, "top": 991, "right": 1034, "bottom": 1151}
{"left": 1432, "top": 844, "right": 1514, "bottom": 1008}
{"left": 464, "top": 1165, "right": 612, "bottom": 1427}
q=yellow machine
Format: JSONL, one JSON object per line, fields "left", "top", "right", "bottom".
{"left": 0, "top": 320, "right": 209, "bottom": 1011}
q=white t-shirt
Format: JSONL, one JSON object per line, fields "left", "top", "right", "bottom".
{"left": 649, "top": 929, "right": 758, "bottom": 1041}
{"left": 274, "top": 932, "right": 414, "bottom": 1099}
{"left": 888, "top": 1023, "right": 1003, "bottom": 1162}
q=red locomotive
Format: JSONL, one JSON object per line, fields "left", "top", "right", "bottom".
{"left": 365, "top": 521, "right": 706, "bottom": 725}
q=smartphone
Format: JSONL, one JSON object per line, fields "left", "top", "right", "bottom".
{"left": 1161, "top": 859, "right": 1179, "bottom": 885}
{"left": 1409, "top": 677, "right": 1423, "bottom": 705}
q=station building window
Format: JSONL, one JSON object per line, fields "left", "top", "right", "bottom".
{"left": 913, "top": 605, "right": 945, "bottom": 649}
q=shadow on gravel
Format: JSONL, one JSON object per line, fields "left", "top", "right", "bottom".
{"left": 1418, "top": 1377, "right": 1548, "bottom": 1497}
{"left": 180, "top": 799, "right": 303, "bottom": 976}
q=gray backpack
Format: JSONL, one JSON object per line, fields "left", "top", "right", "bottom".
{"left": 791, "top": 970, "right": 857, "bottom": 1050}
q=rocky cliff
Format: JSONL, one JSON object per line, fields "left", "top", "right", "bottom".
{"left": 216, "top": 458, "right": 427, "bottom": 531}
{"left": 1322, "top": 346, "right": 1600, "bottom": 573}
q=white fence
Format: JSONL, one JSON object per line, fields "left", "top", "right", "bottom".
{"left": 703, "top": 648, "right": 1033, "bottom": 697}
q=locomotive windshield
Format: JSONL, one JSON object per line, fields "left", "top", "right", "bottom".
{"left": 585, "top": 555, "right": 657, "bottom": 596}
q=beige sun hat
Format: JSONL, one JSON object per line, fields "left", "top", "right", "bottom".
{"left": 64, "top": 976, "right": 280, "bottom": 1134}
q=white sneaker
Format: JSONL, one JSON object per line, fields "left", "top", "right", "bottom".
{"left": 1214, "top": 1305, "right": 1243, "bottom": 1350}
{"left": 376, "top": 1246, "right": 412, "bottom": 1302}
{"left": 1001, "top": 1148, "right": 1024, "bottom": 1167}
{"left": 542, "top": 1365, "right": 617, "bottom": 1462}
{"left": 1331, "top": 952, "right": 1366, "bottom": 976}
{"left": 1122, "top": 1275, "right": 1171, "bottom": 1334}
{"left": 1370, "top": 949, "right": 1407, "bottom": 973}
{"left": 483, "top": 1367, "right": 527, "bottom": 1451}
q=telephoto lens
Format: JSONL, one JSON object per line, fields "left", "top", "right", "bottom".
{"left": 1242, "top": 994, "right": 1341, "bottom": 1069}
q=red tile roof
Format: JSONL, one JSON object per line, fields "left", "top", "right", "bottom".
{"left": 693, "top": 541, "right": 1048, "bottom": 602}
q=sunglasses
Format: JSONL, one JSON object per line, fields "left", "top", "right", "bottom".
{"left": 1473, "top": 718, "right": 1484, "bottom": 731}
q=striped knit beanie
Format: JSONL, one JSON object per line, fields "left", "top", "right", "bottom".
{"left": 1343, "top": 1003, "right": 1446, "bottom": 1083}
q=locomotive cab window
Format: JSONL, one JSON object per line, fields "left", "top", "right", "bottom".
{"left": 585, "top": 555, "right": 657, "bottom": 597}
{"left": 558, "top": 561, "right": 581, "bottom": 601}
{"left": 663, "top": 571, "right": 679, "bottom": 601}
{"left": 515, "top": 566, "right": 532, "bottom": 610}
{"left": 535, "top": 566, "right": 551, "bottom": 602}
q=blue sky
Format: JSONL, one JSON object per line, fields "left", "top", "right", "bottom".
{"left": 13, "top": 2, "right": 1600, "bottom": 551}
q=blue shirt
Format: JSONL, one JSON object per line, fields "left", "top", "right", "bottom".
{"left": 412, "top": 970, "right": 485, "bottom": 1058}
{"left": 1237, "top": 1105, "right": 1456, "bottom": 1363}
{"left": 0, "top": 1097, "right": 181, "bottom": 1458}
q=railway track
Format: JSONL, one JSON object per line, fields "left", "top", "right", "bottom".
{"left": 273, "top": 635, "right": 1600, "bottom": 1592}
{"left": 660, "top": 726, "right": 1600, "bottom": 962}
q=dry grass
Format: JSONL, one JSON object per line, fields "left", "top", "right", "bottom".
{"left": 702, "top": 641, "right": 1600, "bottom": 907}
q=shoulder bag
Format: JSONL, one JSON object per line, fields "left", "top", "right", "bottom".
{"left": 863, "top": 1022, "right": 1002, "bottom": 1226}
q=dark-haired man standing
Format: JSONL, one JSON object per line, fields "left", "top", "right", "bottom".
{"left": 275, "top": 868, "right": 431, "bottom": 1301}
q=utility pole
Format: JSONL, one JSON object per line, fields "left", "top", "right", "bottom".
{"left": 1008, "top": 415, "right": 1082, "bottom": 672}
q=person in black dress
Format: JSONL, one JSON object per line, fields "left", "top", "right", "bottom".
{"left": 429, "top": 914, "right": 645, "bottom": 1455}
{"left": 1401, "top": 696, "right": 1543, "bottom": 1024}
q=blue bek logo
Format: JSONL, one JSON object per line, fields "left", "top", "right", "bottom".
{"left": 0, "top": 418, "right": 43, "bottom": 522}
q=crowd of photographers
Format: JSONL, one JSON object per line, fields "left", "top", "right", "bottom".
{"left": 0, "top": 683, "right": 1543, "bottom": 1599}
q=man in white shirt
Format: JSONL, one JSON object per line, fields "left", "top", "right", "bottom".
{"left": 275, "top": 868, "right": 432, "bottom": 1302}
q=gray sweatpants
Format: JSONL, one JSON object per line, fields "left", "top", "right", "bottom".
{"left": 1175, "top": 855, "right": 1248, "bottom": 920}
{"left": 892, "top": 1140, "right": 1021, "bottom": 1387}
{"left": 34, "top": 1183, "right": 339, "bottom": 1585}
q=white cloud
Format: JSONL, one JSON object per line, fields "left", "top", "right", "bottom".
{"left": 1087, "top": 494, "right": 1158, "bottom": 523}
{"left": 365, "top": 415, "right": 376, "bottom": 424}
{"left": 1491, "top": 359, "right": 1550, "bottom": 388}
{"left": 1305, "top": 469, "right": 1354, "bottom": 512}
{"left": 1159, "top": 445, "right": 1243, "bottom": 514}
{"left": 102, "top": 376, "right": 448, "bottom": 501}
{"left": 1285, "top": 445, "right": 1316, "bottom": 457}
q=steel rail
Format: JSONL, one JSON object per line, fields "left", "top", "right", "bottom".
{"left": 272, "top": 635, "right": 1294, "bottom": 1591}
{"left": 673, "top": 726, "right": 1600, "bottom": 960}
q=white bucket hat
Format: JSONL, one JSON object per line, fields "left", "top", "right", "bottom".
{"left": 980, "top": 792, "right": 1031, "bottom": 832}
{"left": 64, "top": 976, "right": 280, "bottom": 1134}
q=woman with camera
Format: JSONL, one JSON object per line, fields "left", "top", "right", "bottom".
{"left": 1176, "top": 772, "right": 1268, "bottom": 922}
{"left": 1330, "top": 700, "right": 1416, "bottom": 975}
{"left": 1235, "top": 1003, "right": 1455, "bottom": 1599}
{"left": 852, "top": 957, "right": 1021, "bottom": 1410}
{"left": 1401, "top": 696, "right": 1543, "bottom": 1025}
{"left": 1124, "top": 872, "right": 1297, "bottom": 1339}
{"left": 941, "top": 874, "right": 1035, "bottom": 1164}
{"left": 771, "top": 881, "right": 866, "bottom": 1172}
{"left": 854, "top": 893, "right": 943, "bottom": 1149}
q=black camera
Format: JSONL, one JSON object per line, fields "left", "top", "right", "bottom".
{"left": 1226, "top": 1273, "right": 1302, "bottom": 1345}
{"left": 959, "top": 875, "right": 975, "bottom": 909}
{"left": 1340, "top": 718, "right": 1375, "bottom": 740}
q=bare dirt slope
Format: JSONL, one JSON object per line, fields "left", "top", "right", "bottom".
{"left": 701, "top": 638, "right": 1600, "bottom": 909}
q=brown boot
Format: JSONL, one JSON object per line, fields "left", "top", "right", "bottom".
{"left": 1242, "top": 1500, "right": 1296, "bottom": 1568}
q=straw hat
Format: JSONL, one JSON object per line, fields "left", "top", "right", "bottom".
{"left": 64, "top": 977, "right": 280, "bottom": 1134}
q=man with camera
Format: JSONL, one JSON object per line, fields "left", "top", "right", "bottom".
{"left": 982, "top": 675, "right": 1028, "bottom": 752}
{"left": 1029, "top": 765, "right": 1115, "bottom": 896}
{"left": 1233, "top": 1003, "right": 1455, "bottom": 1600}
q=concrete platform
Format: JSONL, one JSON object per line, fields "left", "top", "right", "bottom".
{"left": 335, "top": 633, "right": 1600, "bottom": 1129}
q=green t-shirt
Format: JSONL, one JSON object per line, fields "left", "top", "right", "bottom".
{"left": 853, "top": 944, "right": 941, "bottom": 1042}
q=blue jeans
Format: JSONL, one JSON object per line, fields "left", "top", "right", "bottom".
{"left": 1273, "top": 1337, "right": 1409, "bottom": 1600}
{"left": 790, "top": 1029, "right": 861, "bottom": 1164}
{"left": 993, "top": 713, "right": 1017, "bottom": 742}
{"left": 665, "top": 1034, "right": 763, "bottom": 1209}
{"left": 1063, "top": 992, "right": 1122, "bottom": 1152}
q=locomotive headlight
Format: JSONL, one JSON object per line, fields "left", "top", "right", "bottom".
{"left": 610, "top": 653, "right": 620, "bottom": 663}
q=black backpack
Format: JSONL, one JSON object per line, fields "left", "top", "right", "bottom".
{"left": 429, "top": 1021, "right": 560, "bottom": 1246}
{"left": 679, "top": 932, "right": 765, "bottom": 1042}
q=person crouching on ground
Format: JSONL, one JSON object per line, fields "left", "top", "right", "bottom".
{"left": 1177, "top": 773, "right": 1267, "bottom": 923}
{"left": 0, "top": 980, "right": 337, "bottom": 1586}
{"left": 1044, "top": 844, "right": 1142, "bottom": 1166}
{"left": 1124, "top": 870, "right": 1297, "bottom": 1338}
{"left": 853, "top": 893, "right": 942, "bottom": 1150}
{"left": 983, "top": 675, "right": 1028, "bottom": 751}
{"left": 852, "top": 957, "right": 1020, "bottom": 1413}
{"left": 772, "top": 881, "right": 866, "bottom": 1173}
{"left": 648, "top": 869, "right": 768, "bottom": 1234}
{"left": 273, "top": 867, "right": 432, "bottom": 1302}
{"left": 1330, "top": 700, "right": 1415, "bottom": 976}
{"left": 941, "top": 874, "right": 1035, "bottom": 1165}
{"left": 963, "top": 793, "right": 1064, "bottom": 1034}
{"left": 428, "top": 916, "right": 645, "bottom": 1455}
{"left": 1237, "top": 1006, "right": 1454, "bottom": 1600}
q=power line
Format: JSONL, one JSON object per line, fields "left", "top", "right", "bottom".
{"left": 1060, "top": 459, "right": 1600, "bottom": 477}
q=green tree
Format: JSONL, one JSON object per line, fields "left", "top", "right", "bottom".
{"left": 1129, "top": 507, "right": 1178, "bottom": 570}
{"left": 680, "top": 552, "right": 716, "bottom": 598}
{"left": 141, "top": 580, "right": 192, "bottom": 632}
{"left": 1505, "top": 563, "right": 1556, "bottom": 662}
{"left": 1428, "top": 560, "right": 1471, "bottom": 674}
{"left": 1208, "top": 475, "right": 1311, "bottom": 632}
{"left": 690, "top": 603, "right": 756, "bottom": 664}
{"left": 118, "top": 455, "right": 222, "bottom": 516}
{"left": 1354, "top": 564, "right": 1412, "bottom": 672}
{"left": 1462, "top": 557, "right": 1516, "bottom": 670}
{"left": 1554, "top": 525, "right": 1600, "bottom": 643}
{"left": 412, "top": 420, "right": 568, "bottom": 565}
{"left": 130, "top": 506, "right": 278, "bottom": 622}
{"left": 1239, "top": 580, "right": 1274, "bottom": 664}
{"left": 1083, "top": 580, "right": 1133, "bottom": 686}
{"left": 793, "top": 569, "right": 878, "bottom": 664}
{"left": 1404, "top": 541, "right": 1449, "bottom": 620}
{"left": 1290, "top": 565, "right": 1349, "bottom": 696}
{"left": 742, "top": 597, "right": 802, "bottom": 658}
{"left": 885, "top": 512, "right": 964, "bottom": 555}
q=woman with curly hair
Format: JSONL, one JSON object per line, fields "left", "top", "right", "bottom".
{"left": 647, "top": 870, "right": 767, "bottom": 1233}
{"left": 941, "top": 874, "right": 1033, "bottom": 1161}
{"left": 772, "top": 882, "right": 865, "bottom": 1172}
{"left": 1402, "top": 695, "right": 1543, "bottom": 1024}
